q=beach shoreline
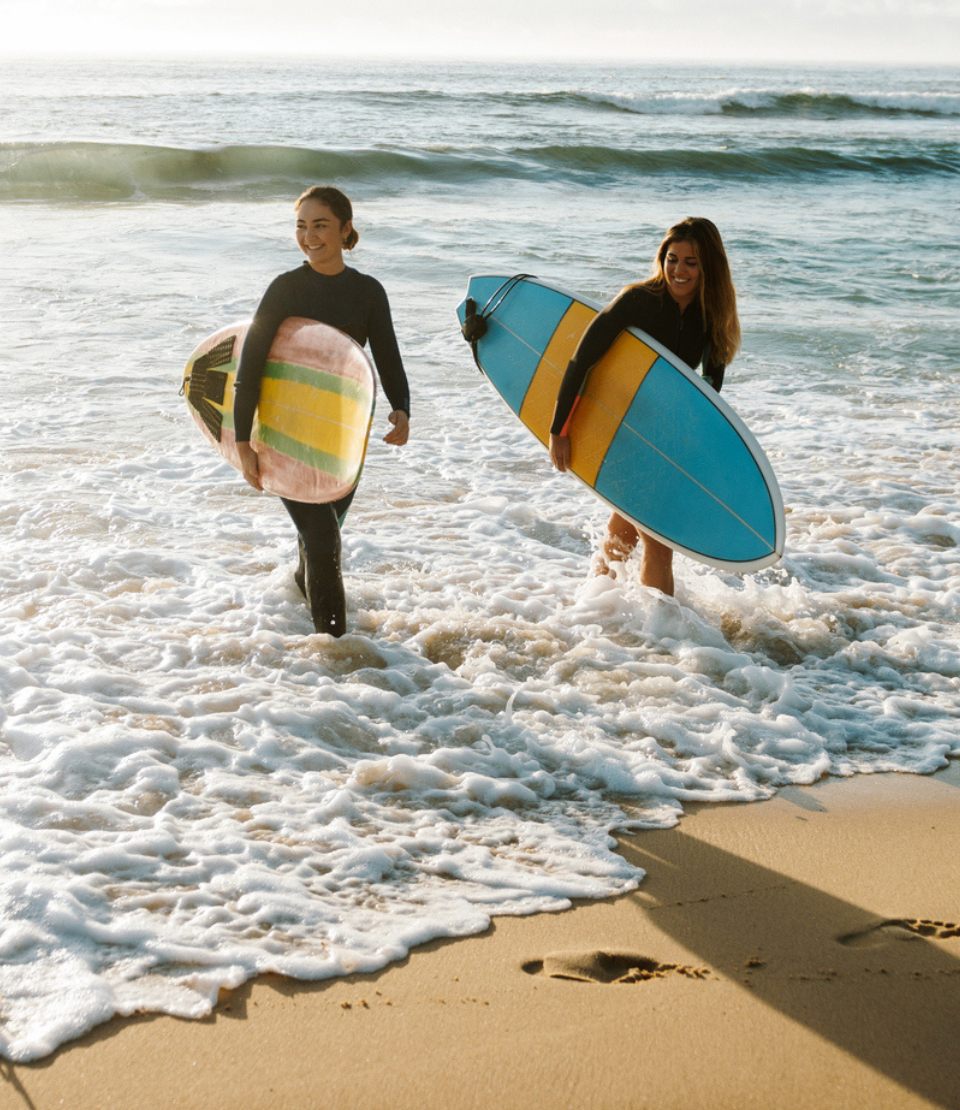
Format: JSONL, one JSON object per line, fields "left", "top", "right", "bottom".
{"left": 6, "top": 761, "right": 959, "bottom": 1110}
{"left": 3, "top": 58, "right": 958, "bottom": 1089}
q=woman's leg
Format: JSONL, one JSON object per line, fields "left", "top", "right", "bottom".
{"left": 598, "top": 511, "right": 640, "bottom": 573}
{"left": 282, "top": 497, "right": 347, "bottom": 636}
{"left": 639, "top": 533, "right": 675, "bottom": 596}
{"left": 599, "top": 511, "right": 675, "bottom": 595}
{"left": 292, "top": 487, "right": 356, "bottom": 601}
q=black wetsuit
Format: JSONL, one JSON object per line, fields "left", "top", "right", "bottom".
{"left": 551, "top": 284, "right": 724, "bottom": 437}
{"left": 234, "top": 263, "right": 410, "bottom": 637}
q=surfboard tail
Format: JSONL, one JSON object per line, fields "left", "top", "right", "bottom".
{"left": 186, "top": 336, "right": 237, "bottom": 442}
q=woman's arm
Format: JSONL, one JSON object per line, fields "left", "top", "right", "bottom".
{"left": 366, "top": 279, "right": 411, "bottom": 443}
{"left": 383, "top": 410, "right": 409, "bottom": 446}
{"left": 550, "top": 288, "right": 638, "bottom": 444}
{"left": 235, "top": 441, "right": 263, "bottom": 490}
{"left": 233, "top": 276, "right": 289, "bottom": 444}
{"left": 702, "top": 358, "right": 725, "bottom": 392}
{"left": 549, "top": 431, "right": 571, "bottom": 472}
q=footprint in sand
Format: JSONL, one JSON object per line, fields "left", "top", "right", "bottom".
{"left": 522, "top": 951, "right": 712, "bottom": 983}
{"left": 838, "top": 918, "right": 960, "bottom": 947}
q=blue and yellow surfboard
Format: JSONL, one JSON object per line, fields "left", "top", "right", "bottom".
{"left": 457, "top": 275, "right": 784, "bottom": 572}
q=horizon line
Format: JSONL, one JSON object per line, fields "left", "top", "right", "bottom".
{"left": 2, "top": 50, "right": 958, "bottom": 68}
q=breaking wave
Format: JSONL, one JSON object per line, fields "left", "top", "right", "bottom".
{"left": 3, "top": 138, "right": 958, "bottom": 201}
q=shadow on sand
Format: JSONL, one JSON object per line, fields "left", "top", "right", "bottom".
{"left": 615, "top": 809, "right": 960, "bottom": 1110}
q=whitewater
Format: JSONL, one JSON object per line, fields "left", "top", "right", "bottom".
{"left": 0, "top": 58, "right": 958, "bottom": 1061}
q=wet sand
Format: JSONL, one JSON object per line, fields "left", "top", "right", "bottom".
{"left": 4, "top": 762, "right": 960, "bottom": 1110}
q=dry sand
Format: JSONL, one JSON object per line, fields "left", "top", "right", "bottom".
{"left": 4, "top": 762, "right": 959, "bottom": 1110}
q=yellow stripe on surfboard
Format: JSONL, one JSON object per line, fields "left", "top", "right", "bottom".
{"left": 518, "top": 301, "right": 657, "bottom": 486}
{"left": 520, "top": 301, "right": 595, "bottom": 443}
{"left": 570, "top": 333, "right": 656, "bottom": 485}
{"left": 258, "top": 376, "right": 371, "bottom": 463}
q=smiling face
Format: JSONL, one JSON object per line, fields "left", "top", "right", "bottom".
{"left": 295, "top": 198, "right": 352, "bottom": 274}
{"left": 662, "top": 239, "right": 701, "bottom": 309}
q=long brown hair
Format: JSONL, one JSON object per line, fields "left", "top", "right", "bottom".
{"left": 294, "top": 185, "right": 359, "bottom": 250}
{"left": 637, "top": 217, "right": 740, "bottom": 365}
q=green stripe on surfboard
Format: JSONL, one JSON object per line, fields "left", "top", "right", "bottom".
{"left": 263, "top": 359, "right": 374, "bottom": 407}
{"left": 256, "top": 422, "right": 368, "bottom": 480}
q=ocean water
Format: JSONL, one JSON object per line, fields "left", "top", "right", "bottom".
{"left": 1, "top": 58, "right": 958, "bottom": 1061}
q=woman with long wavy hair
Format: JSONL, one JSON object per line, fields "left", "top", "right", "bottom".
{"left": 549, "top": 217, "right": 740, "bottom": 596}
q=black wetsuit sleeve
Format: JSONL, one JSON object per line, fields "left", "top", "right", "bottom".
{"left": 703, "top": 359, "right": 725, "bottom": 392}
{"left": 367, "top": 280, "right": 410, "bottom": 416}
{"left": 551, "top": 284, "right": 726, "bottom": 433}
{"left": 233, "top": 276, "right": 290, "bottom": 443}
{"left": 550, "top": 290, "right": 638, "bottom": 436}
{"left": 233, "top": 269, "right": 410, "bottom": 441}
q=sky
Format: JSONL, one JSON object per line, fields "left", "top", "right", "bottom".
{"left": 2, "top": 0, "right": 959, "bottom": 64}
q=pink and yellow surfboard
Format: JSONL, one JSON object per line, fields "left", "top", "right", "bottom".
{"left": 182, "top": 317, "right": 376, "bottom": 504}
